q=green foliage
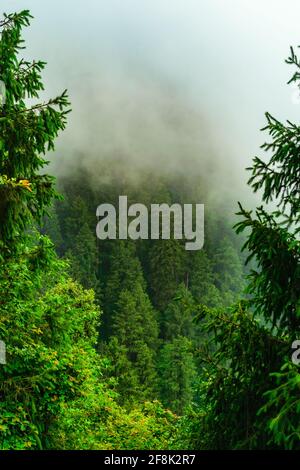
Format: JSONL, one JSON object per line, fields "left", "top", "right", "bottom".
{"left": 104, "top": 247, "right": 159, "bottom": 403}
{"left": 0, "top": 234, "right": 175, "bottom": 450}
{"left": 162, "top": 284, "right": 196, "bottom": 341}
{"left": 212, "top": 237, "right": 245, "bottom": 306}
{"left": 104, "top": 241, "right": 146, "bottom": 317}
{"left": 102, "top": 401, "right": 177, "bottom": 450}
{"left": 0, "top": 11, "right": 70, "bottom": 249}
{"left": 190, "top": 303, "right": 288, "bottom": 449}
{"left": 65, "top": 222, "right": 100, "bottom": 291}
{"left": 158, "top": 336, "right": 196, "bottom": 415}
{"left": 179, "top": 45, "right": 300, "bottom": 450}
{"left": 46, "top": 162, "right": 247, "bottom": 423}
{"left": 40, "top": 206, "right": 63, "bottom": 251}
{"left": 148, "top": 239, "right": 186, "bottom": 311}
{"left": 0, "top": 236, "right": 101, "bottom": 449}
{"left": 50, "top": 398, "right": 177, "bottom": 450}
{"left": 235, "top": 205, "right": 300, "bottom": 330}
{"left": 189, "top": 250, "right": 222, "bottom": 308}
{"left": 234, "top": 46, "right": 300, "bottom": 331}
{"left": 6, "top": 8, "right": 299, "bottom": 452}
{"left": 258, "top": 362, "right": 300, "bottom": 449}
{"left": 0, "top": 10, "right": 183, "bottom": 452}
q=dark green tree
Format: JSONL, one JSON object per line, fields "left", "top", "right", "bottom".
{"left": 40, "top": 205, "right": 63, "bottom": 253}
{"left": 212, "top": 237, "right": 245, "bottom": 306}
{"left": 0, "top": 241, "right": 103, "bottom": 449}
{"left": 189, "top": 250, "right": 222, "bottom": 308}
{"left": 66, "top": 198, "right": 99, "bottom": 284}
{"left": 158, "top": 336, "right": 196, "bottom": 415}
{"left": 148, "top": 238, "right": 186, "bottom": 311}
{"left": 182, "top": 46, "right": 300, "bottom": 450}
{"left": 0, "top": 10, "right": 181, "bottom": 452}
{"left": 102, "top": 240, "right": 146, "bottom": 333}
{"left": 231, "top": 47, "right": 300, "bottom": 448}
{"left": 107, "top": 281, "right": 159, "bottom": 403}
{"left": 0, "top": 11, "right": 70, "bottom": 251}
{"left": 162, "top": 283, "right": 196, "bottom": 341}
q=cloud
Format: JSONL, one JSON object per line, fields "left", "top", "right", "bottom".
{"left": 2, "top": 0, "right": 300, "bottom": 209}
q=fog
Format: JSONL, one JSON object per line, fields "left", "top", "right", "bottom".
{"left": 2, "top": 0, "right": 300, "bottom": 208}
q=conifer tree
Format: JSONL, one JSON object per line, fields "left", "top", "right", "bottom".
{"left": 162, "top": 283, "right": 196, "bottom": 341}
{"left": 158, "top": 336, "right": 196, "bottom": 415}
{"left": 40, "top": 205, "right": 63, "bottom": 254}
{"left": 102, "top": 240, "right": 146, "bottom": 334}
{"left": 107, "top": 283, "right": 159, "bottom": 403}
{"left": 183, "top": 46, "right": 300, "bottom": 450}
{"left": 0, "top": 11, "right": 70, "bottom": 252}
{"left": 102, "top": 240, "right": 159, "bottom": 402}
{"left": 212, "top": 237, "right": 245, "bottom": 306}
{"left": 54, "top": 194, "right": 101, "bottom": 293}
{"left": 148, "top": 239, "right": 186, "bottom": 311}
{"left": 189, "top": 250, "right": 222, "bottom": 307}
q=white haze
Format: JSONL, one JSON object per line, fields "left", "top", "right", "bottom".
{"left": 2, "top": 0, "right": 300, "bottom": 208}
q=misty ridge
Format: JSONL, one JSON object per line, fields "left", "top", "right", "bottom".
{"left": 47, "top": 69, "right": 258, "bottom": 229}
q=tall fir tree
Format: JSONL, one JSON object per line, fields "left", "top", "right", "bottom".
{"left": 158, "top": 336, "right": 196, "bottom": 415}
{"left": 188, "top": 250, "right": 222, "bottom": 308}
{"left": 0, "top": 11, "right": 69, "bottom": 252}
{"left": 103, "top": 240, "right": 146, "bottom": 333}
{"left": 148, "top": 238, "right": 186, "bottom": 311}
{"left": 212, "top": 237, "right": 245, "bottom": 306}
{"left": 106, "top": 285, "right": 159, "bottom": 403}
{"left": 162, "top": 283, "right": 196, "bottom": 342}
{"left": 102, "top": 240, "right": 159, "bottom": 403}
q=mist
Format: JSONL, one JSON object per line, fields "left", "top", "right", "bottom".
{"left": 2, "top": 0, "right": 300, "bottom": 209}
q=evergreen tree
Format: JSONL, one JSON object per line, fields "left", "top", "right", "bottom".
{"left": 40, "top": 205, "right": 63, "bottom": 254}
{"left": 148, "top": 239, "right": 186, "bottom": 311}
{"left": 182, "top": 46, "right": 300, "bottom": 450}
{"left": 212, "top": 237, "right": 245, "bottom": 306}
{"left": 102, "top": 240, "right": 146, "bottom": 333}
{"left": 107, "top": 282, "right": 159, "bottom": 403}
{"left": 57, "top": 194, "right": 100, "bottom": 293}
{"left": 0, "top": 11, "right": 69, "bottom": 251}
{"left": 158, "top": 336, "right": 196, "bottom": 415}
{"left": 189, "top": 250, "right": 222, "bottom": 307}
{"left": 162, "top": 284, "right": 196, "bottom": 341}
{"left": 0, "top": 10, "right": 177, "bottom": 451}
{"left": 101, "top": 240, "right": 159, "bottom": 403}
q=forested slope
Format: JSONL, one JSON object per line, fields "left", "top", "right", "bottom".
{"left": 43, "top": 167, "right": 246, "bottom": 413}
{"left": 0, "top": 10, "right": 299, "bottom": 450}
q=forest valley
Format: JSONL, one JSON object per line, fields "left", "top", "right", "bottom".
{"left": 0, "top": 10, "right": 299, "bottom": 450}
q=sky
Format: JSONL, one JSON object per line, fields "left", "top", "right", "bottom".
{"left": 2, "top": 0, "right": 300, "bottom": 207}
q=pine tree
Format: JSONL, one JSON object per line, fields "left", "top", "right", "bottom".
{"left": 184, "top": 46, "right": 300, "bottom": 450}
{"left": 189, "top": 250, "right": 222, "bottom": 307}
{"left": 107, "top": 284, "right": 159, "bottom": 403}
{"left": 103, "top": 240, "right": 146, "bottom": 319}
{"left": 0, "top": 11, "right": 70, "bottom": 252}
{"left": 102, "top": 240, "right": 159, "bottom": 403}
{"left": 158, "top": 336, "right": 196, "bottom": 415}
{"left": 40, "top": 205, "right": 63, "bottom": 255}
{"left": 162, "top": 283, "right": 196, "bottom": 341}
{"left": 148, "top": 239, "right": 186, "bottom": 311}
{"left": 231, "top": 48, "right": 300, "bottom": 447}
{"left": 0, "top": 12, "right": 105, "bottom": 449}
{"left": 56, "top": 194, "right": 100, "bottom": 293}
{"left": 212, "top": 237, "right": 245, "bottom": 306}
{"left": 65, "top": 224, "right": 99, "bottom": 291}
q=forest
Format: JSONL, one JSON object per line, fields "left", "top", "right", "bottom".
{"left": 0, "top": 10, "right": 299, "bottom": 451}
